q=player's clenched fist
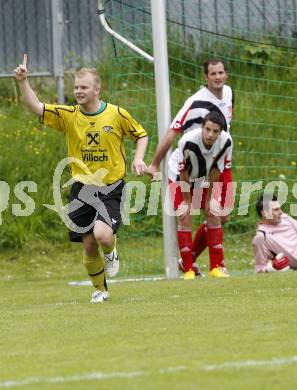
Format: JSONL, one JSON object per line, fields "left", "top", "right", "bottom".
{"left": 14, "top": 54, "right": 28, "bottom": 81}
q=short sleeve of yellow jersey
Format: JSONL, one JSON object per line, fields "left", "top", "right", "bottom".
{"left": 118, "top": 107, "right": 147, "bottom": 141}
{"left": 40, "top": 103, "right": 76, "bottom": 133}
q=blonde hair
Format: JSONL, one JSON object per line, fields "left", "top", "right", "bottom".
{"left": 75, "top": 68, "right": 101, "bottom": 88}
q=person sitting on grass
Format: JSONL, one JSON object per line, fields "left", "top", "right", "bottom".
{"left": 253, "top": 194, "right": 297, "bottom": 273}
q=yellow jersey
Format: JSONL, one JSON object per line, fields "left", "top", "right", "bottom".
{"left": 41, "top": 102, "right": 147, "bottom": 185}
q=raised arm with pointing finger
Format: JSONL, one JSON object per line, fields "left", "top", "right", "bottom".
{"left": 14, "top": 54, "right": 44, "bottom": 116}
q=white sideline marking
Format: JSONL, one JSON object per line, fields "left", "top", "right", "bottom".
{"left": 68, "top": 276, "right": 165, "bottom": 286}
{"left": 68, "top": 269, "right": 258, "bottom": 286}
{"left": 0, "top": 367, "right": 186, "bottom": 388}
{"left": 202, "top": 355, "right": 297, "bottom": 370}
{"left": 1, "top": 357, "right": 297, "bottom": 388}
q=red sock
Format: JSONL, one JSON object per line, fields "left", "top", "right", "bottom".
{"left": 220, "top": 168, "right": 233, "bottom": 209}
{"left": 206, "top": 226, "right": 224, "bottom": 271}
{"left": 177, "top": 227, "right": 192, "bottom": 272}
{"left": 192, "top": 223, "right": 207, "bottom": 259}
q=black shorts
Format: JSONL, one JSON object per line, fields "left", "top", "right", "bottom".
{"left": 68, "top": 180, "right": 125, "bottom": 242}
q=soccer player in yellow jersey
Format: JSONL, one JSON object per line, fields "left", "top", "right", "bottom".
{"left": 15, "top": 54, "right": 148, "bottom": 303}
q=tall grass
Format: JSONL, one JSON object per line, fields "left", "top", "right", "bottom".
{"left": 0, "top": 103, "right": 68, "bottom": 248}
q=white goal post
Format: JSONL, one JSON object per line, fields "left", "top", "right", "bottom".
{"left": 97, "top": 0, "right": 179, "bottom": 279}
{"left": 150, "top": 0, "right": 179, "bottom": 279}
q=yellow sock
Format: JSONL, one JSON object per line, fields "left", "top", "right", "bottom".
{"left": 83, "top": 253, "right": 107, "bottom": 291}
{"left": 103, "top": 235, "right": 116, "bottom": 255}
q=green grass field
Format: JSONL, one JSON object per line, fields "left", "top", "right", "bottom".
{"left": 1, "top": 22, "right": 297, "bottom": 389}
{"left": 1, "top": 264, "right": 297, "bottom": 390}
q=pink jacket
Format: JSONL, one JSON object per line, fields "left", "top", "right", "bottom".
{"left": 252, "top": 213, "right": 297, "bottom": 272}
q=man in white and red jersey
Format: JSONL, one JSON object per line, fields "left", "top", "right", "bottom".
{"left": 253, "top": 194, "right": 297, "bottom": 273}
{"left": 171, "top": 112, "right": 233, "bottom": 279}
{"left": 147, "top": 59, "right": 234, "bottom": 276}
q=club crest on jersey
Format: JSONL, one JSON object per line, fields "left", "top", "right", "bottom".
{"left": 86, "top": 131, "right": 100, "bottom": 147}
{"left": 102, "top": 125, "right": 113, "bottom": 133}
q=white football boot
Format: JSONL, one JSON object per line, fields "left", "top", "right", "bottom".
{"left": 90, "top": 290, "right": 109, "bottom": 303}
